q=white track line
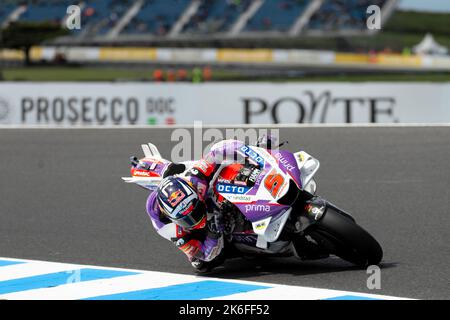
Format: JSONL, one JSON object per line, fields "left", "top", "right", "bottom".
{"left": 0, "top": 261, "right": 82, "bottom": 281}
{"left": 206, "top": 285, "right": 409, "bottom": 300}
{"left": 0, "top": 257, "right": 411, "bottom": 300}
{"left": 0, "top": 272, "right": 198, "bottom": 300}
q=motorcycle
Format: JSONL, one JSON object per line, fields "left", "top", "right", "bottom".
{"left": 122, "top": 141, "right": 383, "bottom": 268}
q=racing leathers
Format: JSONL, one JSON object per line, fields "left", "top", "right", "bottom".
{"left": 146, "top": 140, "right": 246, "bottom": 269}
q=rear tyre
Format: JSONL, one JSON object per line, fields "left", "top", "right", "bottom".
{"left": 307, "top": 206, "right": 383, "bottom": 267}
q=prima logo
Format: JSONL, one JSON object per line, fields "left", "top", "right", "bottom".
{"left": 245, "top": 204, "right": 271, "bottom": 213}
{"left": 66, "top": 5, "right": 81, "bottom": 30}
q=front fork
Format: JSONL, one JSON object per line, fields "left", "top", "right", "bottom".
{"left": 282, "top": 194, "right": 332, "bottom": 259}
{"left": 283, "top": 190, "right": 328, "bottom": 235}
{"left": 286, "top": 193, "right": 355, "bottom": 237}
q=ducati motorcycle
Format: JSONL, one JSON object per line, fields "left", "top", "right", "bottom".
{"left": 123, "top": 141, "right": 383, "bottom": 268}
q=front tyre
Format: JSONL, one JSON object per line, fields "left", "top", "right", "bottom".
{"left": 307, "top": 206, "right": 383, "bottom": 267}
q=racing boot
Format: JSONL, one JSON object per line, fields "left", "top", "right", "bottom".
{"left": 190, "top": 250, "right": 226, "bottom": 274}
{"left": 191, "top": 259, "right": 210, "bottom": 273}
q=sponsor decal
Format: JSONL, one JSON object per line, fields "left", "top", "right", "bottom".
{"left": 224, "top": 195, "right": 252, "bottom": 203}
{"left": 168, "top": 190, "right": 185, "bottom": 207}
{"left": 240, "top": 146, "right": 265, "bottom": 167}
{"left": 274, "top": 153, "right": 297, "bottom": 172}
{"left": 306, "top": 204, "right": 325, "bottom": 220}
{"left": 245, "top": 204, "right": 271, "bottom": 213}
{"left": 131, "top": 167, "right": 161, "bottom": 178}
{"left": 253, "top": 170, "right": 265, "bottom": 187}
{"left": 255, "top": 222, "right": 267, "bottom": 230}
{"left": 242, "top": 93, "right": 396, "bottom": 124}
{"left": 19, "top": 96, "right": 176, "bottom": 125}
{"left": 194, "top": 159, "right": 214, "bottom": 176}
{"left": 132, "top": 169, "right": 150, "bottom": 177}
{"left": 248, "top": 168, "right": 261, "bottom": 183}
{"left": 311, "top": 207, "right": 322, "bottom": 219}
{"left": 216, "top": 183, "right": 250, "bottom": 194}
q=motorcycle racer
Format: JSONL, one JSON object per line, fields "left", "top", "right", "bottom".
{"left": 140, "top": 139, "right": 252, "bottom": 272}
{"left": 126, "top": 135, "right": 382, "bottom": 270}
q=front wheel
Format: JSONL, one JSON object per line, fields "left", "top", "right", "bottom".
{"left": 306, "top": 205, "right": 383, "bottom": 267}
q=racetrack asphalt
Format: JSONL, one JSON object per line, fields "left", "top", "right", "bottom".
{"left": 0, "top": 126, "right": 449, "bottom": 299}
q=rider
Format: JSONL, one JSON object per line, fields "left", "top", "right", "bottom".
{"left": 135, "top": 136, "right": 326, "bottom": 271}
{"left": 142, "top": 139, "right": 253, "bottom": 272}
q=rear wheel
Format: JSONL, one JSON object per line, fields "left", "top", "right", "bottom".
{"left": 306, "top": 206, "right": 383, "bottom": 266}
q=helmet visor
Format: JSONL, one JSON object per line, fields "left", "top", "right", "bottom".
{"left": 173, "top": 200, "right": 206, "bottom": 230}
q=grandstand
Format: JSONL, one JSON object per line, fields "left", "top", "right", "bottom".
{"left": 1, "top": 0, "right": 450, "bottom": 81}
{"left": 244, "top": 0, "right": 310, "bottom": 33}
{"left": 122, "top": 0, "right": 191, "bottom": 36}
{"left": 307, "top": 0, "right": 387, "bottom": 32}
{"left": 182, "top": 0, "right": 252, "bottom": 34}
{"left": 0, "top": 0, "right": 398, "bottom": 42}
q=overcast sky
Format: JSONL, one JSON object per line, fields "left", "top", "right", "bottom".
{"left": 398, "top": 0, "right": 450, "bottom": 12}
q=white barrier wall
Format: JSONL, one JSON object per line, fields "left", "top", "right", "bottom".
{"left": 0, "top": 82, "right": 449, "bottom": 125}
{"left": 4, "top": 47, "right": 450, "bottom": 70}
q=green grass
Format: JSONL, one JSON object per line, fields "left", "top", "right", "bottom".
{"left": 1, "top": 66, "right": 450, "bottom": 82}
{"left": 279, "top": 73, "right": 450, "bottom": 82}
{"left": 1, "top": 66, "right": 157, "bottom": 81}
{"left": 0, "top": 66, "right": 242, "bottom": 82}
{"left": 384, "top": 10, "right": 450, "bottom": 36}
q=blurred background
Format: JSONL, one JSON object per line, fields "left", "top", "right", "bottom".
{"left": 0, "top": 0, "right": 449, "bottom": 126}
{"left": 0, "top": 0, "right": 449, "bottom": 82}
{"left": 1, "top": 2, "right": 449, "bottom": 301}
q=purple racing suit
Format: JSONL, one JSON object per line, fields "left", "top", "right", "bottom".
{"left": 146, "top": 140, "right": 245, "bottom": 263}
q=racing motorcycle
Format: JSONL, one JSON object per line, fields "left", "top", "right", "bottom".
{"left": 122, "top": 141, "right": 383, "bottom": 268}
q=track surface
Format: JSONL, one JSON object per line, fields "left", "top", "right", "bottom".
{"left": 0, "top": 127, "right": 449, "bottom": 299}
